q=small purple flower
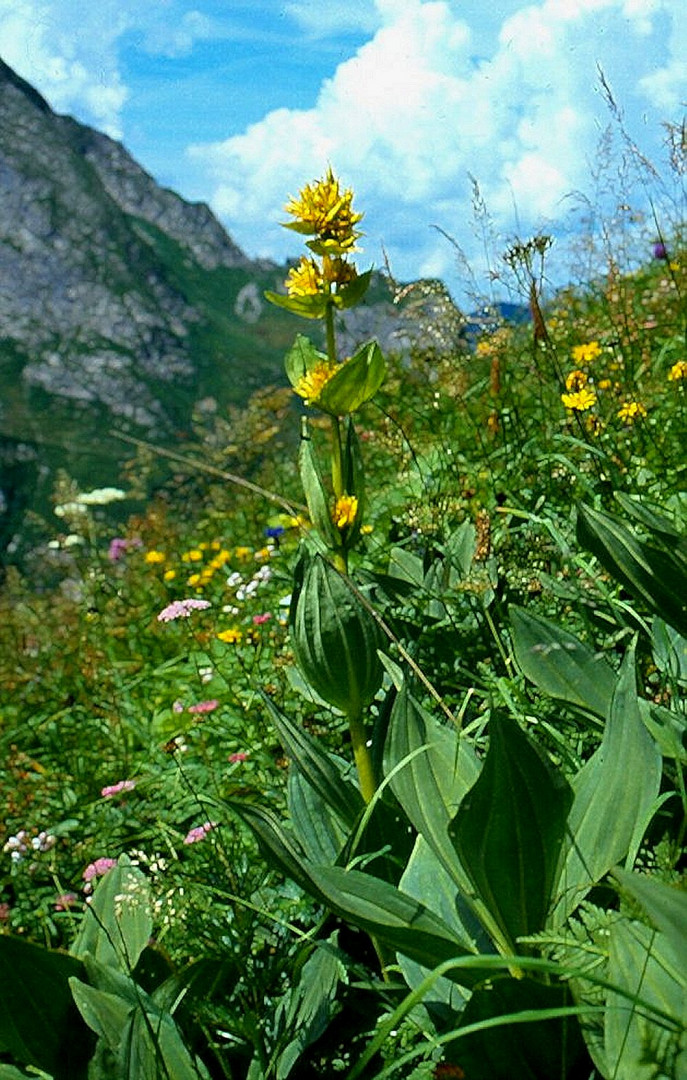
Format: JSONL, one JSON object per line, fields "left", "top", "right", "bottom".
{"left": 183, "top": 821, "right": 217, "bottom": 845}
{"left": 157, "top": 598, "right": 211, "bottom": 622}
{"left": 108, "top": 537, "right": 142, "bottom": 562}
{"left": 101, "top": 779, "right": 137, "bottom": 798}
{"left": 653, "top": 241, "right": 669, "bottom": 261}
{"left": 187, "top": 699, "right": 219, "bottom": 715}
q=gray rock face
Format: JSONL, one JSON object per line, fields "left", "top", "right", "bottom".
{"left": 0, "top": 58, "right": 265, "bottom": 436}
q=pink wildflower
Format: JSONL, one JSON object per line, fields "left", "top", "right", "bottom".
{"left": 83, "top": 857, "right": 117, "bottom": 883}
{"left": 252, "top": 612, "right": 272, "bottom": 625}
{"left": 183, "top": 821, "right": 217, "bottom": 845}
{"left": 187, "top": 699, "right": 219, "bottom": 715}
{"left": 157, "top": 598, "right": 211, "bottom": 622}
{"left": 0, "top": 902, "right": 10, "bottom": 922}
{"left": 101, "top": 779, "right": 136, "bottom": 798}
{"left": 229, "top": 752, "right": 249, "bottom": 764}
{"left": 54, "top": 892, "right": 79, "bottom": 911}
{"left": 108, "top": 537, "right": 142, "bottom": 562}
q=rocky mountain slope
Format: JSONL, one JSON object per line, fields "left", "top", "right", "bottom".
{"left": 0, "top": 58, "right": 469, "bottom": 558}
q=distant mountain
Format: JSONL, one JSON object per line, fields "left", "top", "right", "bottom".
{"left": 0, "top": 58, "right": 307, "bottom": 553}
{"left": 0, "top": 58, "right": 470, "bottom": 558}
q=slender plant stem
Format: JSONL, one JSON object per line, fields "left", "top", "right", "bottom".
{"left": 347, "top": 708, "right": 376, "bottom": 803}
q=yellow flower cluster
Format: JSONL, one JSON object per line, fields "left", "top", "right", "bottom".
{"left": 293, "top": 361, "right": 337, "bottom": 406}
{"left": 286, "top": 256, "right": 323, "bottom": 298}
{"left": 333, "top": 495, "right": 359, "bottom": 530}
{"left": 285, "top": 166, "right": 363, "bottom": 251}
{"left": 571, "top": 341, "right": 603, "bottom": 365}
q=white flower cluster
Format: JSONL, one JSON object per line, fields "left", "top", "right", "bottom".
{"left": 3, "top": 829, "right": 56, "bottom": 862}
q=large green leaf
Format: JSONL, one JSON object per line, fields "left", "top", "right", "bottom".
{"left": 306, "top": 864, "right": 480, "bottom": 986}
{"left": 551, "top": 646, "right": 662, "bottom": 926}
{"left": 398, "top": 836, "right": 483, "bottom": 1016}
{"left": 0, "top": 936, "right": 94, "bottom": 1079}
{"left": 510, "top": 605, "right": 616, "bottom": 718}
{"left": 317, "top": 340, "right": 386, "bottom": 416}
{"left": 288, "top": 767, "right": 351, "bottom": 865}
{"left": 263, "top": 692, "right": 364, "bottom": 828}
{"left": 290, "top": 551, "right": 384, "bottom": 716}
{"left": 443, "top": 978, "right": 589, "bottom": 1080}
{"left": 298, "top": 433, "right": 338, "bottom": 547}
{"left": 613, "top": 869, "right": 687, "bottom": 972}
{"left": 384, "top": 685, "right": 480, "bottom": 903}
{"left": 71, "top": 855, "right": 152, "bottom": 974}
{"left": 450, "top": 715, "right": 573, "bottom": 947}
{"left": 577, "top": 503, "right": 687, "bottom": 637}
{"left": 272, "top": 935, "right": 344, "bottom": 1079}
{"left": 605, "top": 918, "right": 686, "bottom": 1080}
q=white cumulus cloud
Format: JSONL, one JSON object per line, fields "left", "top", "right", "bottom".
{"left": 189, "top": 0, "right": 686, "bottom": 297}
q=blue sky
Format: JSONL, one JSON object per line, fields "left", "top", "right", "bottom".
{"left": 2, "top": 0, "right": 685, "bottom": 304}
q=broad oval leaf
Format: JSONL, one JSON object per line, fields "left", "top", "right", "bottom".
{"left": 450, "top": 715, "right": 573, "bottom": 947}
{"left": 510, "top": 605, "right": 616, "bottom": 719}
{"left": 551, "top": 645, "right": 662, "bottom": 926}
{"left": 317, "top": 341, "right": 386, "bottom": 415}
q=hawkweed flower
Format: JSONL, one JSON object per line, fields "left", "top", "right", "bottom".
{"left": 333, "top": 494, "right": 359, "bottom": 529}
{"left": 565, "top": 369, "right": 588, "bottom": 391}
{"left": 561, "top": 388, "right": 597, "bottom": 411}
{"left": 217, "top": 627, "right": 242, "bottom": 644}
{"left": 668, "top": 360, "right": 687, "bottom": 381}
{"left": 145, "top": 550, "right": 166, "bottom": 564}
{"left": 293, "top": 361, "right": 337, "bottom": 405}
{"left": 617, "top": 400, "right": 647, "bottom": 423}
{"left": 571, "top": 341, "right": 602, "bottom": 365}
{"left": 157, "top": 598, "right": 211, "bottom": 622}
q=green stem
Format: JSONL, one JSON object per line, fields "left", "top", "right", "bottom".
{"left": 347, "top": 709, "right": 376, "bottom": 803}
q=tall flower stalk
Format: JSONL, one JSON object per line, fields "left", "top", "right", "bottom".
{"left": 266, "top": 168, "right": 385, "bottom": 802}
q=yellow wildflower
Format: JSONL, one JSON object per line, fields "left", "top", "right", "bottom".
{"left": 217, "top": 627, "right": 243, "bottom": 644}
{"left": 234, "top": 546, "right": 252, "bottom": 560}
{"left": 293, "top": 361, "right": 336, "bottom": 406}
{"left": 571, "top": 341, "right": 603, "bottom": 365}
{"left": 668, "top": 360, "right": 687, "bottom": 381}
{"left": 564, "top": 369, "right": 588, "bottom": 391}
{"left": 285, "top": 256, "right": 323, "bottom": 298}
{"left": 598, "top": 378, "right": 612, "bottom": 390}
{"left": 333, "top": 495, "right": 359, "bottom": 529}
{"left": 284, "top": 167, "right": 363, "bottom": 249}
{"left": 561, "top": 388, "right": 597, "bottom": 411}
{"left": 617, "top": 400, "right": 647, "bottom": 423}
{"left": 187, "top": 573, "right": 202, "bottom": 587}
{"left": 144, "top": 550, "right": 166, "bottom": 564}
{"left": 322, "top": 255, "right": 358, "bottom": 288}
{"left": 163, "top": 569, "right": 177, "bottom": 582}
{"left": 182, "top": 549, "right": 203, "bottom": 563}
